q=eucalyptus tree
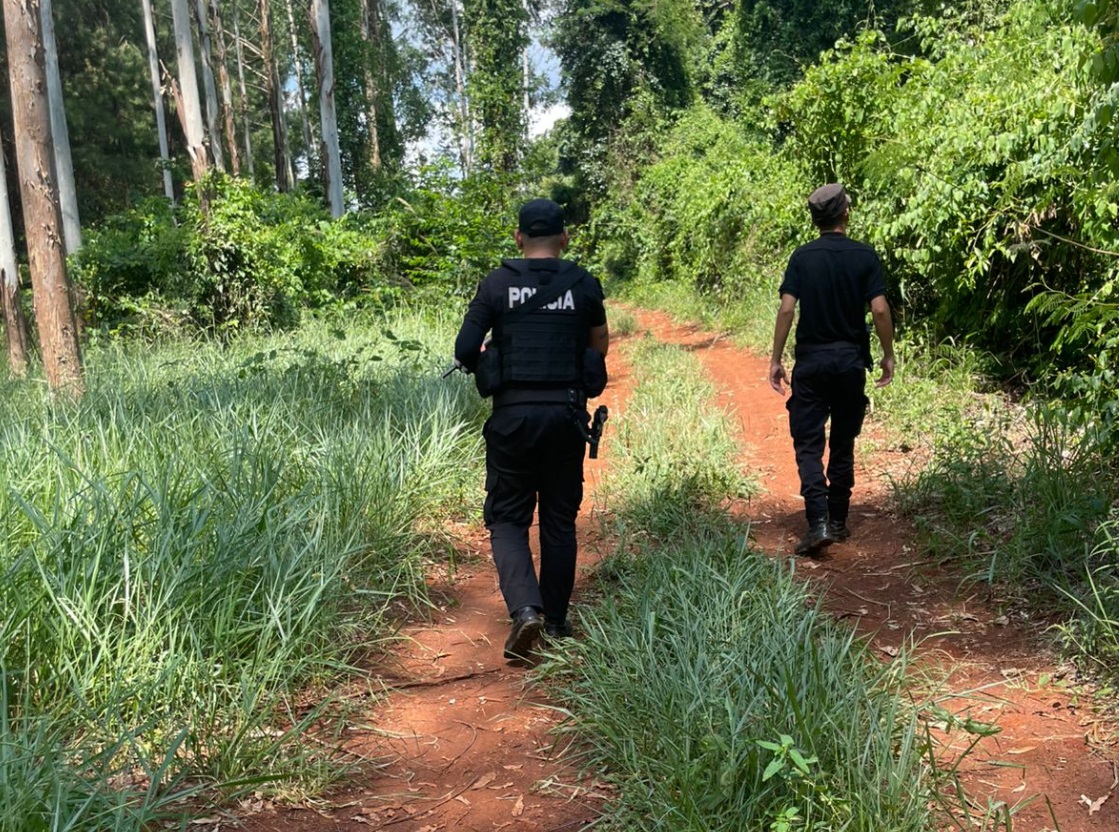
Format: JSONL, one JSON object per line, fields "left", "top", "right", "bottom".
{"left": 409, "top": 0, "right": 474, "bottom": 172}
{"left": 40, "top": 0, "right": 81, "bottom": 253}
{"left": 0, "top": 128, "right": 30, "bottom": 377}
{"left": 210, "top": 0, "right": 242, "bottom": 174}
{"left": 232, "top": 0, "right": 256, "bottom": 175}
{"left": 286, "top": 0, "right": 316, "bottom": 167}
{"left": 311, "top": 0, "right": 344, "bottom": 215}
{"left": 171, "top": 0, "right": 211, "bottom": 182}
{"left": 259, "top": 0, "right": 294, "bottom": 190}
{"left": 2, "top": 0, "right": 85, "bottom": 397}
{"left": 141, "top": 0, "right": 176, "bottom": 200}
{"left": 194, "top": 0, "right": 227, "bottom": 170}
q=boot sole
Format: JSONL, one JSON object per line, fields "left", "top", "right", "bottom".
{"left": 504, "top": 617, "right": 544, "bottom": 659}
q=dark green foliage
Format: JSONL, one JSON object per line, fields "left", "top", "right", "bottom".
{"left": 74, "top": 176, "right": 381, "bottom": 334}
{"left": 73, "top": 170, "right": 522, "bottom": 335}
{"left": 550, "top": 0, "right": 703, "bottom": 194}
{"left": 732, "top": 0, "right": 932, "bottom": 89}
{"left": 463, "top": 0, "right": 529, "bottom": 172}
{"left": 585, "top": 105, "right": 808, "bottom": 301}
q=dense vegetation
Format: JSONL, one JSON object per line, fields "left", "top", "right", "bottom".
{"left": 3, "top": 0, "right": 1119, "bottom": 827}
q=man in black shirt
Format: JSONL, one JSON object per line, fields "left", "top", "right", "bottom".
{"left": 454, "top": 199, "right": 609, "bottom": 659}
{"left": 769, "top": 184, "right": 895, "bottom": 555}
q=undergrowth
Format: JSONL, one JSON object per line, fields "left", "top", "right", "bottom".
{"left": 0, "top": 310, "right": 484, "bottom": 830}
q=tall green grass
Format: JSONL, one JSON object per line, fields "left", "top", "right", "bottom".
{"left": 545, "top": 338, "right": 939, "bottom": 830}
{"left": 601, "top": 336, "right": 753, "bottom": 539}
{"left": 0, "top": 311, "right": 484, "bottom": 829}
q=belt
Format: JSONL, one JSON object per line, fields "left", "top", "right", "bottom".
{"left": 795, "top": 341, "right": 861, "bottom": 357}
{"left": 492, "top": 387, "right": 586, "bottom": 409}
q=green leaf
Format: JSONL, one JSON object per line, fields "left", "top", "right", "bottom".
{"left": 763, "top": 758, "right": 785, "bottom": 782}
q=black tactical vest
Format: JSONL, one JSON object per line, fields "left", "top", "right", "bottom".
{"left": 496, "top": 259, "right": 587, "bottom": 388}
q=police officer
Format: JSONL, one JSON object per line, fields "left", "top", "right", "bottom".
{"left": 768, "top": 184, "right": 895, "bottom": 556}
{"left": 454, "top": 198, "right": 609, "bottom": 659}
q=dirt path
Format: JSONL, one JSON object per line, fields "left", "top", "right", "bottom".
{"left": 238, "top": 307, "right": 1117, "bottom": 832}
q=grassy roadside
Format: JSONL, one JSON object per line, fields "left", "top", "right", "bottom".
{"left": 0, "top": 311, "right": 485, "bottom": 830}
{"left": 541, "top": 336, "right": 945, "bottom": 830}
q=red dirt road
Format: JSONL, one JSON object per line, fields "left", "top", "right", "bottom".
{"left": 235, "top": 307, "right": 1117, "bottom": 832}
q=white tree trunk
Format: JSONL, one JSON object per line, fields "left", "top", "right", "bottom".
{"left": 449, "top": 0, "right": 472, "bottom": 174}
{"left": 232, "top": 1, "right": 255, "bottom": 177}
{"left": 311, "top": 0, "right": 343, "bottom": 217}
{"left": 0, "top": 128, "right": 31, "bottom": 377}
{"left": 171, "top": 0, "right": 210, "bottom": 182}
{"left": 40, "top": 0, "right": 81, "bottom": 253}
{"left": 194, "top": 0, "right": 226, "bottom": 171}
{"left": 360, "top": 0, "right": 381, "bottom": 173}
{"left": 285, "top": 0, "right": 315, "bottom": 166}
{"left": 260, "top": 0, "right": 293, "bottom": 191}
{"left": 141, "top": 0, "right": 175, "bottom": 201}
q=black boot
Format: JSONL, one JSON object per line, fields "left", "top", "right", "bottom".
{"left": 504, "top": 606, "right": 544, "bottom": 659}
{"left": 795, "top": 521, "right": 832, "bottom": 556}
{"left": 827, "top": 519, "right": 851, "bottom": 542}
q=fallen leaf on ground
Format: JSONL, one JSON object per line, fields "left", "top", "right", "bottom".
{"left": 512, "top": 795, "right": 525, "bottom": 817}
{"left": 471, "top": 771, "right": 496, "bottom": 789}
{"left": 1080, "top": 793, "right": 1110, "bottom": 814}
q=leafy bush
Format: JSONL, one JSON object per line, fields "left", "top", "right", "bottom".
{"left": 589, "top": 104, "right": 808, "bottom": 299}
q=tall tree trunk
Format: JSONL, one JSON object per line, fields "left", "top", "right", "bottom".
{"left": 193, "top": 0, "right": 226, "bottom": 171}
{"left": 259, "top": 0, "right": 292, "bottom": 191}
{"left": 140, "top": 0, "right": 175, "bottom": 201}
{"left": 209, "top": 0, "right": 241, "bottom": 175}
{"left": 170, "top": 0, "right": 210, "bottom": 183}
{"left": 310, "top": 0, "right": 343, "bottom": 217}
{"left": 285, "top": 0, "right": 315, "bottom": 167}
{"left": 40, "top": 0, "right": 80, "bottom": 254}
{"left": 232, "top": 0, "right": 255, "bottom": 177}
{"left": 360, "top": 0, "right": 381, "bottom": 174}
{"left": 2, "top": 0, "right": 84, "bottom": 398}
{"left": 0, "top": 136, "right": 31, "bottom": 378}
{"left": 449, "top": 0, "right": 472, "bottom": 174}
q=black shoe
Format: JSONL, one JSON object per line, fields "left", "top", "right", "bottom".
{"left": 504, "top": 606, "right": 544, "bottom": 659}
{"left": 795, "top": 521, "right": 832, "bottom": 556}
{"left": 544, "top": 620, "right": 573, "bottom": 639}
{"left": 827, "top": 520, "right": 851, "bottom": 542}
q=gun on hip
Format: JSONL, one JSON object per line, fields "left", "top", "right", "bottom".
{"left": 588, "top": 405, "right": 609, "bottom": 459}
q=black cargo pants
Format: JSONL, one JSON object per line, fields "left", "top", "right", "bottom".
{"left": 786, "top": 345, "right": 869, "bottom": 526}
{"left": 483, "top": 402, "right": 586, "bottom": 627}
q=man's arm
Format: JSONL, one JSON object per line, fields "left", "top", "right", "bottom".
{"left": 589, "top": 322, "right": 609, "bottom": 356}
{"left": 870, "top": 295, "right": 895, "bottom": 387}
{"left": 769, "top": 293, "right": 797, "bottom": 395}
{"left": 453, "top": 282, "right": 495, "bottom": 372}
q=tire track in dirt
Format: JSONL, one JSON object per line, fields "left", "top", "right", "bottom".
{"left": 627, "top": 306, "right": 1118, "bottom": 832}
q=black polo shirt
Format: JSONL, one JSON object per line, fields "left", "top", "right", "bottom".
{"left": 778, "top": 232, "right": 886, "bottom": 354}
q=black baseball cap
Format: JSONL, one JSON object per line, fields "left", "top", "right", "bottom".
{"left": 518, "top": 198, "right": 566, "bottom": 237}
{"left": 808, "top": 183, "right": 850, "bottom": 225}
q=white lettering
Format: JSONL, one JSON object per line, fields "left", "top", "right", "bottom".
{"left": 507, "top": 286, "right": 575, "bottom": 310}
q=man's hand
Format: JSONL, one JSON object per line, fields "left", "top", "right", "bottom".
{"left": 769, "top": 360, "right": 789, "bottom": 395}
{"left": 875, "top": 355, "right": 895, "bottom": 388}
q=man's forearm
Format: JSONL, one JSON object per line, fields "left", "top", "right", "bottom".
{"left": 872, "top": 307, "right": 894, "bottom": 359}
{"left": 771, "top": 309, "right": 794, "bottom": 363}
